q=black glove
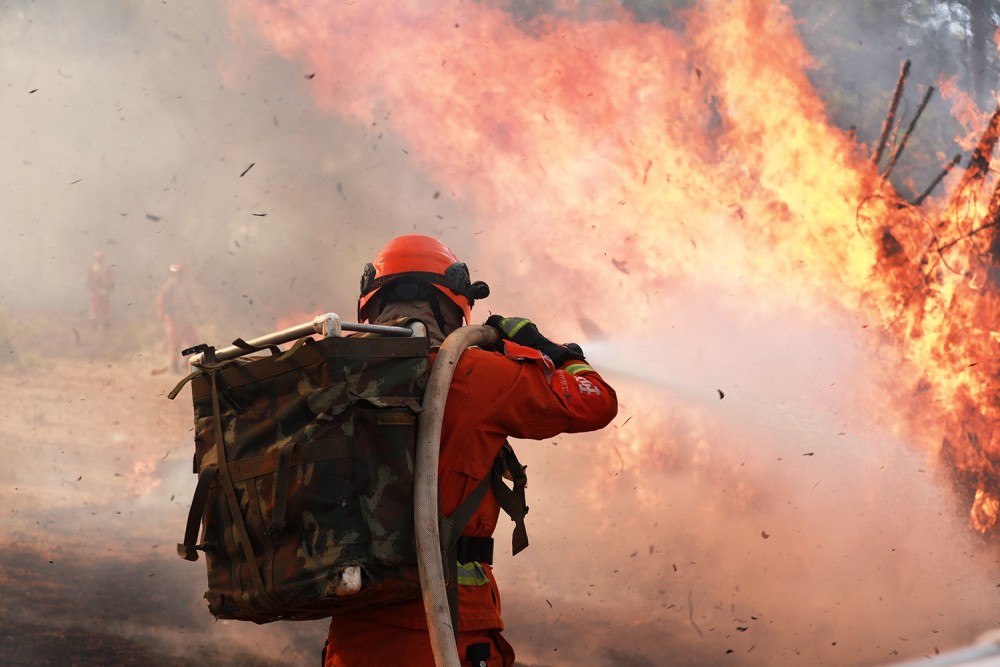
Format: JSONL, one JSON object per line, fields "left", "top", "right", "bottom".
{"left": 485, "top": 315, "right": 586, "bottom": 367}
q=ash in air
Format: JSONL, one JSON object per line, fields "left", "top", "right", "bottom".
{"left": 1, "top": 1, "right": 998, "bottom": 666}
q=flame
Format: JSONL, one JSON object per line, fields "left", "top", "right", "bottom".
{"left": 274, "top": 309, "right": 323, "bottom": 332}
{"left": 129, "top": 455, "right": 163, "bottom": 496}
{"left": 938, "top": 77, "right": 993, "bottom": 150}
{"left": 972, "top": 487, "right": 1000, "bottom": 532}
{"left": 227, "top": 1, "right": 1000, "bottom": 533}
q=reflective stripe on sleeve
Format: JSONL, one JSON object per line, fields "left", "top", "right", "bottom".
{"left": 563, "top": 363, "right": 594, "bottom": 375}
{"left": 456, "top": 561, "right": 491, "bottom": 586}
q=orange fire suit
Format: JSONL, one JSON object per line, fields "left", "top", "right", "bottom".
{"left": 86, "top": 260, "right": 114, "bottom": 329}
{"left": 156, "top": 277, "right": 198, "bottom": 371}
{"left": 324, "top": 340, "right": 618, "bottom": 667}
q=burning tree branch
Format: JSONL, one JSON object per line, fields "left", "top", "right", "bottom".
{"left": 913, "top": 153, "right": 962, "bottom": 206}
{"left": 881, "top": 85, "right": 934, "bottom": 181}
{"left": 935, "top": 219, "right": 1000, "bottom": 256}
{"left": 872, "top": 59, "right": 911, "bottom": 168}
{"left": 863, "top": 58, "right": 1000, "bottom": 535}
{"left": 910, "top": 103, "right": 1000, "bottom": 281}
{"left": 947, "top": 102, "right": 1000, "bottom": 203}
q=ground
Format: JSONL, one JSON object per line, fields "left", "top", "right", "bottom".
{"left": 0, "top": 309, "right": 328, "bottom": 666}
{"left": 3, "top": 307, "right": 988, "bottom": 667}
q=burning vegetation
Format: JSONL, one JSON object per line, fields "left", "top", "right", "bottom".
{"left": 865, "top": 61, "right": 1000, "bottom": 534}
{"left": 811, "top": 67, "right": 998, "bottom": 538}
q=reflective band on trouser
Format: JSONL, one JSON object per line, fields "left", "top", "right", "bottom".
{"left": 563, "top": 363, "right": 594, "bottom": 375}
{"left": 456, "top": 561, "right": 490, "bottom": 586}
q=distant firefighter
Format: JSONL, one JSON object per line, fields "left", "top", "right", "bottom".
{"left": 156, "top": 264, "right": 198, "bottom": 373}
{"left": 85, "top": 250, "right": 115, "bottom": 330}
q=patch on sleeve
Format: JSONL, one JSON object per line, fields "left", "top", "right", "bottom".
{"left": 574, "top": 375, "right": 602, "bottom": 396}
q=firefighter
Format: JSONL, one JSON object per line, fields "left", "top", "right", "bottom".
{"left": 155, "top": 263, "right": 198, "bottom": 373}
{"left": 323, "top": 235, "right": 618, "bottom": 667}
{"left": 85, "top": 250, "right": 115, "bottom": 330}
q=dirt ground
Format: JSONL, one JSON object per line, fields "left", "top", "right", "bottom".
{"left": 0, "top": 310, "right": 329, "bottom": 666}
{"left": 0, "top": 309, "right": 567, "bottom": 667}
{"left": 5, "top": 308, "right": 998, "bottom": 667}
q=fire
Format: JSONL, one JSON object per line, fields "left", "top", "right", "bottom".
{"left": 129, "top": 454, "right": 163, "bottom": 496}
{"left": 274, "top": 309, "right": 323, "bottom": 333}
{"left": 226, "top": 1, "right": 999, "bottom": 533}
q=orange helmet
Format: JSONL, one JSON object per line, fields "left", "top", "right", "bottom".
{"left": 358, "top": 235, "right": 489, "bottom": 324}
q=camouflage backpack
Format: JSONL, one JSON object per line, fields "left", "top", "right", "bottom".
{"left": 169, "top": 331, "right": 525, "bottom": 624}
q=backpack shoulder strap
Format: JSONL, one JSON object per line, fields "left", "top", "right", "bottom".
{"left": 491, "top": 441, "right": 529, "bottom": 555}
{"left": 435, "top": 440, "right": 529, "bottom": 640}
{"left": 438, "top": 440, "right": 530, "bottom": 559}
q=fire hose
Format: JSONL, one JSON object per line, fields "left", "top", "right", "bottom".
{"left": 415, "top": 324, "right": 500, "bottom": 667}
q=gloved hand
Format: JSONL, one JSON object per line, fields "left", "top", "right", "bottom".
{"left": 485, "top": 315, "right": 586, "bottom": 367}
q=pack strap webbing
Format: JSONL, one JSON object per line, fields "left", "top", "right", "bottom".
{"left": 492, "top": 443, "right": 529, "bottom": 555}
{"left": 439, "top": 442, "right": 530, "bottom": 565}
{"left": 243, "top": 472, "right": 279, "bottom": 601}
{"left": 167, "top": 369, "right": 201, "bottom": 400}
{"left": 267, "top": 440, "right": 295, "bottom": 537}
{"left": 177, "top": 435, "right": 333, "bottom": 559}
{"left": 166, "top": 358, "right": 235, "bottom": 401}
{"left": 166, "top": 343, "right": 278, "bottom": 401}
{"left": 177, "top": 463, "right": 217, "bottom": 561}
{"left": 275, "top": 336, "right": 311, "bottom": 362}
{"left": 231, "top": 337, "right": 281, "bottom": 356}
{"left": 207, "top": 371, "right": 283, "bottom": 610}
{"left": 436, "top": 441, "right": 531, "bottom": 639}
{"left": 439, "top": 470, "right": 494, "bottom": 642}
{"left": 456, "top": 536, "right": 493, "bottom": 565}
{"left": 224, "top": 438, "right": 351, "bottom": 482}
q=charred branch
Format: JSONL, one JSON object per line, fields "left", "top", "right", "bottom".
{"left": 986, "top": 161, "right": 1000, "bottom": 226}
{"left": 913, "top": 153, "right": 962, "bottom": 206}
{"left": 925, "top": 103, "right": 1000, "bottom": 273}
{"left": 873, "top": 59, "right": 911, "bottom": 167}
{"left": 934, "top": 219, "right": 1000, "bottom": 255}
{"left": 951, "top": 103, "right": 1000, "bottom": 199}
{"left": 959, "top": 175, "right": 1000, "bottom": 282}
{"left": 988, "top": 173, "right": 1000, "bottom": 272}
{"left": 882, "top": 85, "right": 934, "bottom": 180}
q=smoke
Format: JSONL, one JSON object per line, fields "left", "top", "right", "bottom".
{"left": 4, "top": 1, "right": 1000, "bottom": 666}
{"left": 0, "top": 0, "right": 470, "bottom": 340}
{"left": 787, "top": 1, "right": 972, "bottom": 198}
{"left": 493, "top": 296, "right": 1000, "bottom": 666}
